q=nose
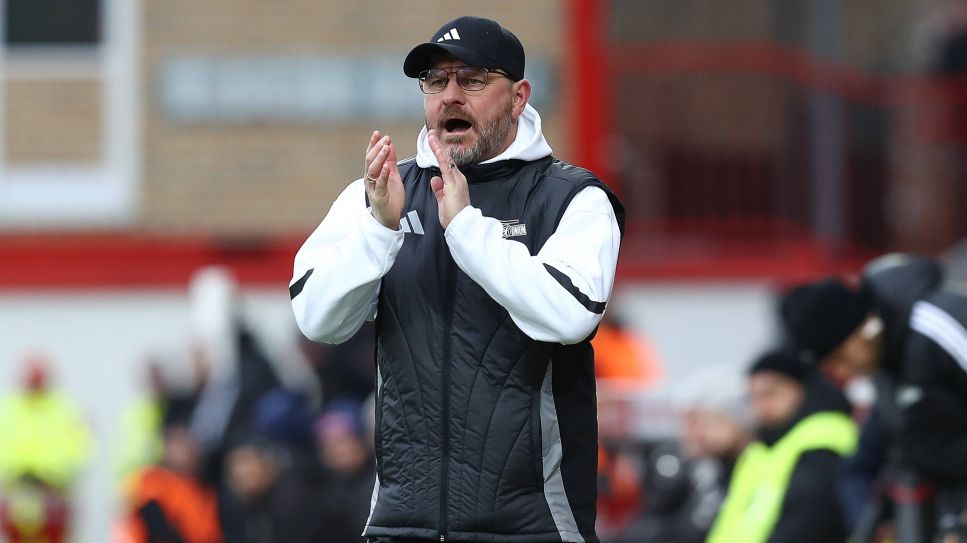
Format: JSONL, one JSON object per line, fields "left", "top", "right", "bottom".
{"left": 439, "top": 75, "right": 466, "bottom": 105}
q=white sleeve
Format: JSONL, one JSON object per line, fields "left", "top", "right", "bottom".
{"left": 444, "top": 186, "right": 620, "bottom": 344}
{"left": 290, "top": 179, "right": 404, "bottom": 344}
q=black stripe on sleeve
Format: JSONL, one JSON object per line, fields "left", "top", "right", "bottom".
{"left": 289, "top": 268, "right": 314, "bottom": 300}
{"left": 543, "top": 263, "right": 606, "bottom": 314}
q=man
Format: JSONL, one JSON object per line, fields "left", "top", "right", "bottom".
{"left": 0, "top": 358, "right": 92, "bottom": 543}
{"left": 783, "top": 255, "right": 967, "bottom": 540}
{"left": 708, "top": 351, "right": 858, "bottom": 543}
{"left": 617, "top": 378, "right": 751, "bottom": 543}
{"left": 290, "top": 16, "right": 623, "bottom": 543}
{"left": 120, "top": 410, "right": 221, "bottom": 543}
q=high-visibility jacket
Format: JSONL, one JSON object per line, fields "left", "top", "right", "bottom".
{"left": 0, "top": 392, "right": 92, "bottom": 489}
{"left": 114, "top": 396, "right": 164, "bottom": 482}
{"left": 708, "top": 411, "right": 858, "bottom": 543}
{"left": 122, "top": 466, "right": 222, "bottom": 543}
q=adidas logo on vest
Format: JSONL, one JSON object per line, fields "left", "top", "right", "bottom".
{"left": 400, "top": 210, "right": 424, "bottom": 234}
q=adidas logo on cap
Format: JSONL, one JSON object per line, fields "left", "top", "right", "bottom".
{"left": 436, "top": 28, "right": 461, "bottom": 42}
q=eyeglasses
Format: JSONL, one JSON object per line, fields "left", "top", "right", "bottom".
{"left": 418, "top": 66, "right": 509, "bottom": 94}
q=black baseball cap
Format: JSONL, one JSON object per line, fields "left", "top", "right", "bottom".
{"left": 403, "top": 16, "right": 525, "bottom": 81}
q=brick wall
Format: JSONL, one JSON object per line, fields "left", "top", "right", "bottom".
{"left": 4, "top": 79, "right": 102, "bottom": 164}
{"left": 140, "top": 0, "right": 566, "bottom": 235}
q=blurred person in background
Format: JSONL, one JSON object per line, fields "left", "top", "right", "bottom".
{"left": 120, "top": 407, "right": 221, "bottom": 543}
{"left": 217, "top": 434, "right": 320, "bottom": 543}
{"left": 614, "top": 375, "right": 750, "bottom": 543}
{"left": 784, "top": 254, "right": 967, "bottom": 541}
{"left": 313, "top": 400, "right": 376, "bottom": 543}
{"left": 297, "top": 321, "right": 377, "bottom": 407}
{"left": 708, "top": 350, "right": 857, "bottom": 543}
{"left": 0, "top": 356, "right": 92, "bottom": 543}
{"left": 592, "top": 312, "right": 662, "bottom": 537}
{"left": 290, "top": 14, "right": 623, "bottom": 543}
{"left": 591, "top": 312, "right": 663, "bottom": 390}
{"left": 186, "top": 267, "right": 284, "bottom": 488}
{"left": 780, "top": 276, "right": 891, "bottom": 537}
{"left": 115, "top": 359, "right": 167, "bottom": 484}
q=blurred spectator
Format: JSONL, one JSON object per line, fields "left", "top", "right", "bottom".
{"left": 120, "top": 411, "right": 221, "bottom": 543}
{"left": 185, "top": 268, "right": 283, "bottom": 487}
{"left": 592, "top": 313, "right": 663, "bottom": 537}
{"left": 218, "top": 435, "right": 320, "bottom": 543}
{"left": 784, "top": 255, "right": 967, "bottom": 540}
{"left": 708, "top": 351, "right": 857, "bottom": 543}
{"left": 115, "top": 359, "right": 167, "bottom": 483}
{"left": 298, "top": 321, "right": 377, "bottom": 407}
{"left": 313, "top": 400, "right": 375, "bottom": 543}
{"left": 596, "top": 445, "right": 645, "bottom": 539}
{"left": 0, "top": 356, "right": 92, "bottom": 543}
{"left": 615, "top": 378, "right": 750, "bottom": 543}
{"left": 249, "top": 387, "right": 315, "bottom": 450}
{"left": 592, "top": 312, "right": 663, "bottom": 390}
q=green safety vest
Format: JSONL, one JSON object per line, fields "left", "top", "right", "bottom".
{"left": 707, "top": 411, "right": 858, "bottom": 543}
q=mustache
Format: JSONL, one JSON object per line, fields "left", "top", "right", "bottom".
{"left": 437, "top": 107, "right": 476, "bottom": 127}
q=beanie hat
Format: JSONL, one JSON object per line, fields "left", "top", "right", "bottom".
{"left": 780, "top": 278, "right": 871, "bottom": 365}
{"left": 748, "top": 350, "right": 809, "bottom": 383}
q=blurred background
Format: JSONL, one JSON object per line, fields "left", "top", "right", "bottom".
{"left": 0, "top": 0, "right": 965, "bottom": 542}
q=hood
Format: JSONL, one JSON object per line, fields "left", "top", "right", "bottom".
{"left": 415, "top": 103, "right": 552, "bottom": 168}
{"left": 861, "top": 254, "right": 944, "bottom": 373}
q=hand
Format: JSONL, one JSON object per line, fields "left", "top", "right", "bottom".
{"left": 428, "top": 129, "right": 470, "bottom": 229}
{"left": 364, "top": 131, "right": 405, "bottom": 230}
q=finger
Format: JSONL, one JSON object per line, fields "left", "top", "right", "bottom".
{"left": 428, "top": 129, "right": 441, "bottom": 155}
{"left": 385, "top": 142, "right": 400, "bottom": 177}
{"left": 430, "top": 175, "right": 444, "bottom": 198}
{"left": 368, "top": 143, "right": 391, "bottom": 180}
{"left": 427, "top": 129, "right": 444, "bottom": 161}
{"left": 428, "top": 131, "right": 460, "bottom": 185}
{"left": 364, "top": 133, "right": 383, "bottom": 175}
{"left": 374, "top": 163, "right": 391, "bottom": 196}
{"left": 427, "top": 130, "right": 452, "bottom": 174}
{"left": 365, "top": 136, "right": 390, "bottom": 177}
{"left": 366, "top": 130, "right": 381, "bottom": 155}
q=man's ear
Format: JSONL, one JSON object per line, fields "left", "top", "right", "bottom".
{"left": 511, "top": 79, "right": 531, "bottom": 118}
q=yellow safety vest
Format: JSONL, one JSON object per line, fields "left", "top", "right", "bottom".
{"left": 0, "top": 392, "right": 93, "bottom": 489}
{"left": 707, "top": 411, "right": 858, "bottom": 543}
{"left": 114, "top": 396, "right": 164, "bottom": 483}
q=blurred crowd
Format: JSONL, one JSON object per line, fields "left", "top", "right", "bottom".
{"left": 0, "top": 268, "right": 380, "bottom": 543}
{"left": 596, "top": 253, "right": 967, "bottom": 543}
{"left": 0, "top": 253, "right": 965, "bottom": 543}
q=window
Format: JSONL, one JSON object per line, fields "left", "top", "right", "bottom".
{"left": 0, "top": 0, "right": 138, "bottom": 228}
{"left": 4, "top": 0, "right": 102, "bottom": 45}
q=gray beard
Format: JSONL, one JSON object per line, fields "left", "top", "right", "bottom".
{"left": 433, "top": 103, "right": 515, "bottom": 167}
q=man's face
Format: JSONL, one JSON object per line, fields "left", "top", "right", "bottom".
{"left": 423, "top": 55, "right": 528, "bottom": 166}
{"left": 683, "top": 407, "right": 749, "bottom": 459}
{"left": 821, "top": 318, "right": 881, "bottom": 386}
{"left": 748, "top": 372, "right": 804, "bottom": 429}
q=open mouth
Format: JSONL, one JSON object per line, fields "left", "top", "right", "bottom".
{"left": 443, "top": 118, "right": 473, "bottom": 135}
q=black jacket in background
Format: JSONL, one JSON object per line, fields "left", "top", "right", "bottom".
{"left": 896, "top": 287, "right": 967, "bottom": 485}
{"left": 863, "top": 259, "right": 967, "bottom": 485}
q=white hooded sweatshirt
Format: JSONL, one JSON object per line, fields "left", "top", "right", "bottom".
{"left": 291, "top": 104, "right": 621, "bottom": 345}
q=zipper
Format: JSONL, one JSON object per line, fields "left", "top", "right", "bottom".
{"left": 439, "top": 253, "right": 457, "bottom": 543}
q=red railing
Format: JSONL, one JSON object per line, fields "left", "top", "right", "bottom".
{"left": 569, "top": 0, "right": 967, "bottom": 268}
